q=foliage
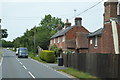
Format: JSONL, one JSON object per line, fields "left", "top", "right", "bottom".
{"left": 50, "top": 44, "right": 58, "bottom": 50}
{"left": 13, "top": 14, "right": 64, "bottom": 53}
{"left": 2, "top": 40, "right": 14, "bottom": 48}
{"left": 50, "top": 44, "right": 63, "bottom": 57}
{"left": 40, "top": 50, "right": 55, "bottom": 63}
{"left": 65, "top": 50, "right": 71, "bottom": 54}
{"left": 1, "top": 29, "right": 8, "bottom": 38}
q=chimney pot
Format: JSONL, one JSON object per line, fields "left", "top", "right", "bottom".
{"left": 75, "top": 17, "right": 82, "bottom": 26}
{"left": 65, "top": 19, "right": 71, "bottom": 28}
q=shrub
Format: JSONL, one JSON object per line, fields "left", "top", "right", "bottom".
{"left": 50, "top": 44, "right": 57, "bottom": 51}
{"left": 40, "top": 50, "right": 55, "bottom": 63}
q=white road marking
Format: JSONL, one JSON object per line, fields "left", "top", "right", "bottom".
{"left": 0, "top": 58, "right": 3, "bottom": 66}
{"left": 28, "top": 71, "right": 35, "bottom": 79}
{"left": 23, "top": 65, "right": 27, "bottom": 70}
{"left": 19, "top": 62, "right": 23, "bottom": 65}
{"left": 16, "top": 58, "right": 19, "bottom": 61}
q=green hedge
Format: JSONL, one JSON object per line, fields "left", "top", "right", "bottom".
{"left": 40, "top": 50, "right": 55, "bottom": 63}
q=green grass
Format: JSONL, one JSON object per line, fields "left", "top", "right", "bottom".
{"left": 58, "top": 68, "right": 101, "bottom": 79}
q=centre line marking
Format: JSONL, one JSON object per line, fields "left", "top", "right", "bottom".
{"left": 23, "top": 65, "right": 27, "bottom": 70}
{"left": 19, "top": 62, "right": 22, "bottom": 65}
{"left": 28, "top": 71, "right": 35, "bottom": 79}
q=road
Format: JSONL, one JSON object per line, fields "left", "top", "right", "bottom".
{"left": 2, "top": 49, "right": 73, "bottom": 80}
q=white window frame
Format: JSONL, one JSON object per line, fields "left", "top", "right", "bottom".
{"left": 58, "top": 37, "right": 60, "bottom": 43}
{"left": 62, "top": 35, "right": 65, "bottom": 42}
{"left": 54, "top": 38, "right": 56, "bottom": 43}
{"left": 94, "top": 36, "right": 98, "bottom": 47}
{"left": 51, "top": 40, "right": 52, "bottom": 44}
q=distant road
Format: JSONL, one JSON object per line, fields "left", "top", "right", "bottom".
{"left": 2, "top": 49, "right": 73, "bottom": 80}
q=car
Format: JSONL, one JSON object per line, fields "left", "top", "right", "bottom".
{"left": 18, "top": 48, "right": 28, "bottom": 58}
{"left": 6, "top": 48, "right": 9, "bottom": 50}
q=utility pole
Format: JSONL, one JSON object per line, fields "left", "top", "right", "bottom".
{"left": 34, "top": 25, "right": 36, "bottom": 57}
{"left": 74, "top": 9, "right": 77, "bottom": 18}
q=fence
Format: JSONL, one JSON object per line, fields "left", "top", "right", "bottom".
{"left": 63, "top": 53, "right": 120, "bottom": 78}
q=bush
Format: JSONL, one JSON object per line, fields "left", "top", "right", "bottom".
{"left": 40, "top": 50, "right": 55, "bottom": 63}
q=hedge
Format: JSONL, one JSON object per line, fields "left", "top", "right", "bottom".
{"left": 40, "top": 50, "right": 55, "bottom": 63}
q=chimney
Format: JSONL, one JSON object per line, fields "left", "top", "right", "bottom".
{"left": 65, "top": 19, "right": 71, "bottom": 28}
{"left": 58, "top": 24, "right": 62, "bottom": 31}
{"left": 75, "top": 17, "right": 82, "bottom": 26}
{"left": 104, "top": 0, "right": 118, "bottom": 22}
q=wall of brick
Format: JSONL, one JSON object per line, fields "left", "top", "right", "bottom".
{"left": 88, "top": 36, "right": 102, "bottom": 53}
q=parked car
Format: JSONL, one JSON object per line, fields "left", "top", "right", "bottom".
{"left": 18, "top": 48, "right": 28, "bottom": 58}
{"left": 6, "top": 48, "right": 9, "bottom": 50}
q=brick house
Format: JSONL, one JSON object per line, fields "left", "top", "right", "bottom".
{"left": 87, "top": 0, "right": 120, "bottom": 54}
{"left": 50, "top": 0, "right": 120, "bottom": 54}
{"left": 50, "top": 18, "right": 89, "bottom": 53}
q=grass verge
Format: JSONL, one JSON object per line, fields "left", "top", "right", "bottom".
{"left": 58, "top": 68, "right": 101, "bottom": 80}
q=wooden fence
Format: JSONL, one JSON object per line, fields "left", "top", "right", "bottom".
{"left": 63, "top": 53, "right": 120, "bottom": 78}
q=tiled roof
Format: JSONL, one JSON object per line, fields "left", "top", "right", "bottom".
{"left": 51, "top": 26, "right": 74, "bottom": 39}
{"left": 88, "top": 28, "right": 103, "bottom": 37}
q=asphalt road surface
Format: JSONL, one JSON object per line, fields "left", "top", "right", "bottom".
{"left": 2, "top": 49, "right": 74, "bottom": 80}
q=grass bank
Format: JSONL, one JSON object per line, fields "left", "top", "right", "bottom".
{"left": 58, "top": 68, "right": 101, "bottom": 80}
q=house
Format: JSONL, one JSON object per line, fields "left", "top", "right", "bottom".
{"left": 50, "top": 18, "right": 89, "bottom": 53}
{"left": 87, "top": 0, "right": 120, "bottom": 54}
{"left": 50, "top": 0, "right": 120, "bottom": 54}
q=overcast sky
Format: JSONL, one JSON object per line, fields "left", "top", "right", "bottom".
{"left": 0, "top": 0, "right": 119, "bottom": 41}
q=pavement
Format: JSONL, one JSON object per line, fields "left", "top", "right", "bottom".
{"left": 45, "top": 63, "right": 68, "bottom": 70}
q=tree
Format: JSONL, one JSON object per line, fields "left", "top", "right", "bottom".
{"left": 40, "top": 14, "right": 64, "bottom": 36}
{"left": 13, "top": 14, "right": 64, "bottom": 53}
{"left": 0, "top": 29, "right": 8, "bottom": 38}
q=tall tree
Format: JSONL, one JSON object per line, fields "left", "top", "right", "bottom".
{"left": 13, "top": 14, "right": 64, "bottom": 52}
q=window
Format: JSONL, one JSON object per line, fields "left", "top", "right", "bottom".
{"left": 50, "top": 40, "right": 52, "bottom": 44}
{"left": 62, "top": 35, "right": 65, "bottom": 42}
{"left": 58, "top": 37, "right": 60, "bottom": 43}
{"left": 90, "top": 40, "right": 92, "bottom": 44}
{"left": 94, "top": 36, "right": 98, "bottom": 47}
{"left": 54, "top": 38, "right": 56, "bottom": 43}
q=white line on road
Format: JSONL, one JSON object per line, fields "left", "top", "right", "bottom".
{"left": 19, "top": 62, "right": 23, "bottom": 65}
{"left": 28, "top": 71, "right": 35, "bottom": 79}
{"left": 23, "top": 65, "right": 27, "bottom": 70}
{"left": 0, "top": 58, "right": 3, "bottom": 66}
{"left": 16, "top": 58, "right": 19, "bottom": 61}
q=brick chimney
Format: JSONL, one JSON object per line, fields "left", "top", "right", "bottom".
{"left": 75, "top": 17, "right": 82, "bottom": 26}
{"left": 65, "top": 19, "right": 71, "bottom": 28}
{"left": 58, "top": 24, "right": 62, "bottom": 31}
{"left": 104, "top": 0, "right": 118, "bottom": 22}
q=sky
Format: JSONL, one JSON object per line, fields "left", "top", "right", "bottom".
{"left": 0, "top": 0, "right": 119, "bottom": 41}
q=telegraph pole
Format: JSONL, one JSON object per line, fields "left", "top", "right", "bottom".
{"left": 74, "top": 9, "right": 77, "bottom": 18}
